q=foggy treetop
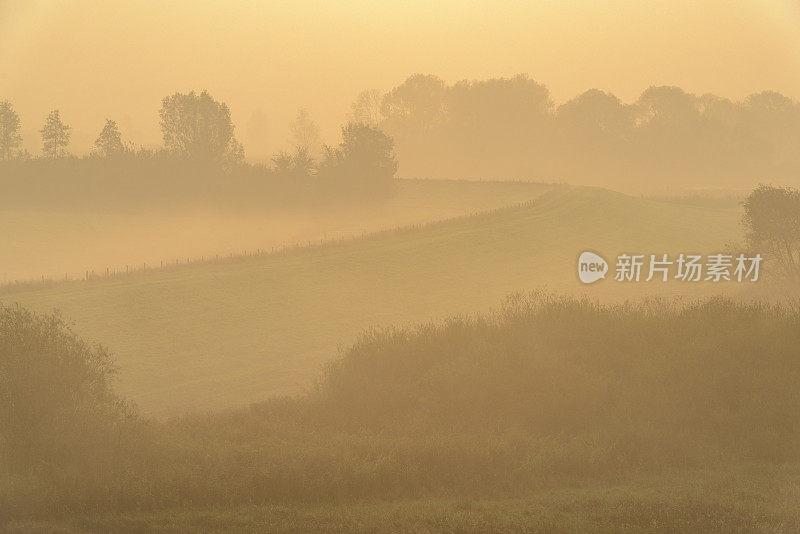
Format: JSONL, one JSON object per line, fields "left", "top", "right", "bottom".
{"left": 2, "top": 73, "right": 799, "bottom": 191}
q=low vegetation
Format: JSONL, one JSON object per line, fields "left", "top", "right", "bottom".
{"left": 3, "top": 293, "right": 800, "bottom": 529}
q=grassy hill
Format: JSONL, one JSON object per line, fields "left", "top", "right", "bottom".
{"left": 0, "top": 186, "right": 744, "bottom": 417}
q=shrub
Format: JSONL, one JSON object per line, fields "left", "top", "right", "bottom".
{"left": 0, "top": 304, "right": 136, "bottom": 472}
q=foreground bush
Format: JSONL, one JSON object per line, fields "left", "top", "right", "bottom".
{"left": 0, "top": 305, "right": 136, "bottom": 469}
{"left": 0, "top": 305, "right": 157, "bottom": 517}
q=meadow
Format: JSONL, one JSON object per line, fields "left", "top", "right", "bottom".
{"left": 0, "top": 186, "right": 744, "bottom": 417}
{"left": 4, "top": 3, "right": 799, "bottom": 530}
{"left": 3, "top": 179, "right": 796, "bottom": 533}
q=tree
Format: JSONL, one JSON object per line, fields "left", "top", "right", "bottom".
{"left": 159, "top": 90, "right": 242, "bottom": 162}
{"left": 557, "top": 89, "right": 632, "bottom": 139}
{"left": 743, "top": 92, "right": 800, "bottom": 175}
{"left": 94, "top": 119, "right": 125, "bottom": 157}
{"left": 742, "top": 185, "right": 800, "bottom": 278}
{"left": 271, "top": 151, "right": 293, "bottom": 174}
{"left": 289, "top": 108, "right": 320, "bottom": 154}
{"left": 271, "top": 146, "right": 315, "bottom": 178}
{"left": 444, "top": 75, "right": 554, "bottom": 177}
{"left": 40, "top": 110, "right": 71, "bottom": 158}
{"left": 554, "top": 89, "right": 633, "bottom": 179}
{"left": 636, "top": 86, "right": 699, "bottom": 124}
{"left": 380, "top": 74, "right": 447, "bottom": 134}
{"left": 290, "top": 146, "right": 315, "bottom": 177}
{"left": 0, "top": 100, "right": 22, "bottom": 160}
{"left": 226, "top": 138, "right": 245, "bottom": 166}
{"left": 318, "top": 123, "right": 397, "bottom": 188}
{"left": 0, "top": 304, "right": 134, "bottom": 470}
{"left": 447, "top": 75, "right": 553, "bottom": 131}
{"left": 347, "top": 89, "right": 383, "bottom": 127}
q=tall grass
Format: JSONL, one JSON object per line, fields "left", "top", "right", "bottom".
{"left": 3, "top": 293, "right": 800, "bottom": 520}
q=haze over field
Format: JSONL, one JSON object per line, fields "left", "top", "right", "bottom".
{"left": 0, "top": 179, "right": 550, "bottom": 282}
{"left": 1, "top": 187, "right": 745, "bottom": 416}
{"left": 3, "top": 1, "right": 800, "bottom": 531}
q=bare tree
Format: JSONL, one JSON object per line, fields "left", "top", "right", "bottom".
{"left": 289, "top": 108, "right": 320, "bottom": 154}
{"left": 348, "top": 90, "right": 383, "bottom": 127}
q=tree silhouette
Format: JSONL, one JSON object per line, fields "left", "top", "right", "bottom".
{"left": 348, "top": 90, "right": 383, "bottom": 127}
{"left": 0, "top": 304, "right": 134, "bottom": 470}
{"left": 40, "top": 110, "right": 71, "bottom": 158}
{"left": 94, "top": 119, "right": 125, "bottom": 157}
{"left": 743, "top": 185, "right": 800, "bottom": 279}
{"left": 319, "top": 123, "right": 397, "bottom": 187}
{"left": 289, "top": 109, "right": 320, "bottom": 154}
{"left": 159, "top": 90, "right": 241, "bottom": 162}
{"left": 557, "top": 89, "right": 632, "bottom": 139}
{"left": 0, "top": 100, "right": 22, "bottom": 160}
{"left": 272, "top": 146, "right": 315, "bottom": 178}
{"left": 271, "top": 150, "right": 293, "bottom": 174}
{"left": 381, "top": 74, "right": 447, "bottom": 134}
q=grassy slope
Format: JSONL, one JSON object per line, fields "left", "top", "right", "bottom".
{"left": 0, "top": 187, "right": 743, "bottom": 416}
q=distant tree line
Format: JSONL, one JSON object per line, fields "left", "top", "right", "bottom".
{"left": 349, "top": 74, "right": 800, "bottom": 188}
{"left": 0, "top": 91, "right": 398, "bottom": 208}
{"left": 3, "top": 75, "right": 799, "bottom": 196}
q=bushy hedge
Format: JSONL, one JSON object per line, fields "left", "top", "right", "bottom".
{"left": 0, "top": 152, "right": 395, "bottom": 212}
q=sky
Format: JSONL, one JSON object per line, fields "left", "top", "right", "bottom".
{"left": 1, "top": 0, "right": 799, "bottom": 159}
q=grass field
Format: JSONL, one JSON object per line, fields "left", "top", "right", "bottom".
{"left": 10, "top": 464, "right": 800, "bottom": 533}
{"left": 0, "top": 186, "right": 745, "bottom": 417}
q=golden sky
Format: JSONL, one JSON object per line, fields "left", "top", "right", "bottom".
{"left": 2, "top": 0, "right": 799, "bottom": 158}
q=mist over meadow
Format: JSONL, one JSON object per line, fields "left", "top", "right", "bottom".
{"left": 3, "top": 1, "right": 800, "bottom": 532}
